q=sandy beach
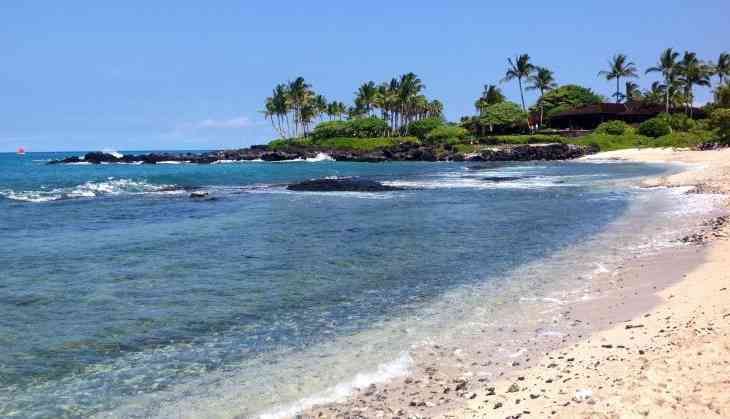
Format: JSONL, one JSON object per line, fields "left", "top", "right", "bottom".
{"left": 301, "top": 148, "right": 730, "bottom": 419}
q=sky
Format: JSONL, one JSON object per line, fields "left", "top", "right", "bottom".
{"left": 1, "top": 1, "right": 729, "bottom": 152}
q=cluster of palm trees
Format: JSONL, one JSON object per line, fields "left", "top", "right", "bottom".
{"left": 263, "top": 77, "right": 322, "bottom": 138}
{"left": 264, "top": 73, "right": 443, "bottom": 139}
{"left": 497, "top": 54, "right": 557, "bottom": 126}
{"left": 493, "top": 50, "right": 729, "bottom": 129}
{"left": 643, "top": 50, "right": 729, "bottom": 116}
{"left": 595, "top": 50, "right": 730, "bottom": 118}
{"left": 352, "top": 73, "right": 443, "bottom": 135}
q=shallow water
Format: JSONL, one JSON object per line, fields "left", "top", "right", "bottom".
{"left": 0, "top": 152, "right": 718, "bottom": 418}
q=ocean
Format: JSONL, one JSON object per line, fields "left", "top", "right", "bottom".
{"left": 0, "top": 152, "right": 722, "bottom": 418}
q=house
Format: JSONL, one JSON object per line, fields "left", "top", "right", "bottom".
{"left": 548, "top": 102, "right": 706, "bottom": 130}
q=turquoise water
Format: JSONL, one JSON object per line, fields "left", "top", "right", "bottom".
{"left": 0, "top": 152, "right": 673, "bottom": 417}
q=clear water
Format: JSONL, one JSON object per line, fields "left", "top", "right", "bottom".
{"left": 0, "top": 152, "right": 702, "bottom": 418}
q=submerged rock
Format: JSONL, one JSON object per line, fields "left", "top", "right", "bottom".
{"left": 189, "top": 191, "right": 209, "bottom": 198}
{"left": 286, "top": 178, "right": 401, "bottom": 192}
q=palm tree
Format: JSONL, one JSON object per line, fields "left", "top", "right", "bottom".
{"left": 501, "top": 54, "right": 535, "bottom": 112}
{"left": 625, "top": 81, "right": 641, "bottom": 102}
{"left": 474, "top": 84, "right": 505, "bottom": 114}
{"left": 526, "top": 67, "right": 557, "bottom": 126}
{"left": 428, "top": 100, "right": 444, "bottom": 119}
{"left": 397, "top": 73, "right": 425, "bottom": 132}
{"left": 599, "top": 54, "right": 639, "bottom": 104}
{"left": 714, "top": 52, "right": 730, "bottom": 85}
{"left": 355, "top": 81, "right": 378, "bottom": 116}
{"left": 263, "top": 84, "right": 291, "bottom": 138}
{"left": 313, "top": 94, "right": 328, "bottom": 122}
{"left": 287, "top": 77, "right": 314, "bottom": 137}
{"left": 678, "top": 51, "right": 712, "bottom": 117}
{"left": 646, "top": 48, "right": 680, "bottom": 112}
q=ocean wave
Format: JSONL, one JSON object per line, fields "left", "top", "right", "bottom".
{"left": 383, "top": 175, "right": 569, "bottom": 190}
{"left": 0, "top": 178, "right": 181, "bottom": 203}
{"left": 258, "top": 352, "right": 412, "bottom": 419}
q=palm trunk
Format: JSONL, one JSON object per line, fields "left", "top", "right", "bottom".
{"left": 665, "top": 78, "right": 670, "bottom": 113}
{"left": 616, "top": 77, "right": 620, "bottom": 104}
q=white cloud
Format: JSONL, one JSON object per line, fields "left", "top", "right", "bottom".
{"left": 195, "top": 116, "right": 252, "bottom": 129}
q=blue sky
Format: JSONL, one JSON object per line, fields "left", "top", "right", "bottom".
{"left": 1, "top": 1, "right": 729, "bottom": 152}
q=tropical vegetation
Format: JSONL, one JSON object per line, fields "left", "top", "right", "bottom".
{"left": 263, "top": 47, "right": 730, "bottom": 153}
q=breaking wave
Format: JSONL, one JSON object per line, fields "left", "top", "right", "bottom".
{"left": 0, "top": 178, "right": 182, "bottom": 203}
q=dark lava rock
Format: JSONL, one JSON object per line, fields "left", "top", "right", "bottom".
{"left": 286, "top": 178, "right": 401, "bottom": 192}
{"left": 189, "top": 191, "right": 209, "bottom": 198}
{"left": 480, "top": 176, "right": 527, "bottom": 182}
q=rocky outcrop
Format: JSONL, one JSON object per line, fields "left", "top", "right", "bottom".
{"left": 464, "top": 143, "right": 597, "bottom": 162}
{"left": 286, "top": 178, "right": 401, "bottom": 192}
{"left": 48, "top": 143, "right": 597, "bottom": 165}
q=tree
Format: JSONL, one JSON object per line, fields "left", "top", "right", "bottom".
{"left": 526, "top": 67, "right": 557, "bottom": 126}
{"left": 646, "top": 48, "right": 680, "bottom": 112}
{"left": 713, "top": 52, "right": 730, "bottom": 86}
{"left": 480, "top": 101, "right": 528, "bottom": 134}
{"left": 678, "top": 51, "right": 712, "bottom": 117}
{"left": 263, "top": 84, "right": 292, "bottom": 138}
{"left": 314, "top": 94, "right": 328, "bottom": 122}
{"left": 475, "top": 84, "right": 505, "bottom": 114}
{"left": 355, "top": 81, "right": 378, "bottom": 116}
{"left": 535, "top": 84, "right": 604, "bottom": 119}
{"left": 501, "top": 54, "right": 535, "bottom": 113}
{"left": 625, "top": 81, "right": 642, "bottom": 102}
{"left": 599, "top": 54, "right": 639, "bottom": 104}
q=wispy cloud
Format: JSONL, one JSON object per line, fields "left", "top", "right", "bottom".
{"left": 194, "top": 115, "right": 253, "bottom": 129}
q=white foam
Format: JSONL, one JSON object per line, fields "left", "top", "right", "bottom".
{"left": 306, "top": 153, "right": 334, "bottom": 162}
{"left": 258, "top": 352, "right": 412, "bottom": 419}
{"left": 0, "top": 179, "right": 180, "bottom": 203}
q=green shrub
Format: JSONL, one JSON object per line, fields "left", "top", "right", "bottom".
{"left": 314, "top": 136, "right": 419, "bottom": 151}
{"left": 407, "top": 117, "right": 445, "bottom": 139}
{"left": 595, "top": 120, "right": 631, "bottom": 136}
{"left": 572, "top": 133, "right": 650, "bottom": 151}
{"left": 267, "top": 138, "right": 313, "bottom": 150}
{"left": 349, "top": 117, "right": 389, "bottom": 138}
{"left": 639, "top": 116, "right": 672, "bottom": 138}
{"left": 709, "top": 108, "right": 730, "bottom": 143}
{"left": 425, "top": 126, "right": 468, "bottom": 143}
{"left": 667, "top": 113, "right": 696, "bottom": 132}
{"left": 652, "top": 131, "right": 714, "bottom": 148}
{"left": 311, "top": 121, "right": 352, "bottom": 140}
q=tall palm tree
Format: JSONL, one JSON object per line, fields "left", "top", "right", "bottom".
{"left": 474, "top": 84, "right": 505, "bottom": 114}
{"left": 355, "top": 81, "right": 378, "bottom": 116}
{"left": 501, "top": 54, "right": 535, "bottom": 112}
{"left": 397, "top": 73, "right": 425, "bottom": 132}
{"left": 313, "top": 94, "right": 328, "bottom": 122}
{"left": 646, "top": 48, "right": 680, "bottom": 112}
{"left": 678, "top": 51, "right": 712, "bottom": 117}
{"left": 599, "top": 54, "right": 639, "bottom": 103}
{"left": 625, "top": 81, "right": 641, "bottom": 102}
{"left": 714, "top": 52, "right": 730, "bottom": 85}
{"left": 526, "top": 67, "right": 557, "bottom": 126}
{"left": 263, "top": 84, "right": 291, "bottom": 138}
{"left": 287, "top": 77, "right": 313, "bottom": 137}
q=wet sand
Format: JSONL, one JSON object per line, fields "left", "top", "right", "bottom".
{"left": 299, "top": 148, "right": 730, "bottom": 419}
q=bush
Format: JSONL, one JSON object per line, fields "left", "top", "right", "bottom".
{"left": 709, "top": 108, "right": 730, "bottom": 143}
{"left": 311, "top": 121, "right": 352, "bottom": 140}
{"left": 425, "top": 126, "right": 468, "bottom": 143}
{"left": 595, "top": 120, "right": 631, "bottom": 136}
{"left": 407, "top": 117, "right": 445, "bottom": 139}
{"left": 479, "top": 101, "right": 528, "bottom": 133}
{"left": 313, "top": 136, "right": 419, "bottom": 151}
{"left": 572, "top": 133, "right": 650, "bottom": 151}
{"left": 639, "top": 116, "right": 672, "bottom": 138}
{"left": 667, "top": 113, "right": 696, "bottom": 132}
{"left": 349, "top": 117, "right": 389, "bottom": 138}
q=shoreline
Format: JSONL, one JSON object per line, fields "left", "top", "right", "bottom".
{"left": 295, "top": 148, "right": 730, "bottom": 419}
